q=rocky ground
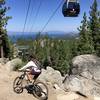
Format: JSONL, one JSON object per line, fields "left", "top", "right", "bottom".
{"left": 0, "top": 63, "right": 96, "bottom": 100}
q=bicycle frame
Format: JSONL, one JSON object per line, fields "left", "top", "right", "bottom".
{"left": 19, "top": 71, "right": 30, "bottom": 82}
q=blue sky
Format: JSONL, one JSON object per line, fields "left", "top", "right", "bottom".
{"left": 6, "top": 0, "right": 100, "bottom": 33}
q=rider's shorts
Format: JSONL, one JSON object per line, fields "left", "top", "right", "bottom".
{"left": 31, "top": 67, "right": 41, "bottom": 75}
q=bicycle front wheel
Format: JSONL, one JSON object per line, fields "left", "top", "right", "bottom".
{"left": 13, "top": 76, "right": 23, "bottom": 94}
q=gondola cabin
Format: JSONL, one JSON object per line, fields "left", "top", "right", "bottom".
{"left": 62, "top": 0, "right": 80, "bottom": 17}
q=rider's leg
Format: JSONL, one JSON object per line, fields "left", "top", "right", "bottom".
{"left": 33, "top": 72, "right": 41, "bottom": 82}
{"left": 29, "top": 68, "right": 41, "bottom": 83}
{"left": 27, "top": 72, "right": 33, "bottom": 82}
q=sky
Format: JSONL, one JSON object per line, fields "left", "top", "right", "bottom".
{"left": 6, "top": 0, "right": 100, "bottom": 33}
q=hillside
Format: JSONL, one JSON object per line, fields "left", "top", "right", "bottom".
{"left": 0, "top": 62, "right": 98, "bottom": 100}
{"left": 0, "top": 63, "right": 56, "bottom": 100}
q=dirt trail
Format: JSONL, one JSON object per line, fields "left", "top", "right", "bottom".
{"left": 0, "top": 64, "right": 96, "bottom": 100}
{"left": 0, "top": 64, "right": 57, "bottom": 100}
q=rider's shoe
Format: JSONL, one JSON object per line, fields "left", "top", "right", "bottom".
{"left": 25, "top": 84, "right": 33, "bottom": 94}
{"left": 29, "top": 80, "right": 35, "bottom": 84}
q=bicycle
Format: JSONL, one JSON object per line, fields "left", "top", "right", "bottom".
{"left": 13, "top": 70, "right": 48, "bottom": 100}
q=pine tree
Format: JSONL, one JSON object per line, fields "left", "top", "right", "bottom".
{"left": 77, "top": 12, "right": 94, "bottom": 54}
{"left": 89, "top": 0, "right": 100, "bottom": 55}
{"left": 0, "top": 0, "right": 12, "bottom": 58}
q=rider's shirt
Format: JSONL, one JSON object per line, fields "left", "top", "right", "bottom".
{"left": 19, "top": 61, "right": 41, "bottom": 72}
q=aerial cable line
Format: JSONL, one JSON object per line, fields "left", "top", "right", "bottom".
{"left": 24, "top": 0, "right": 27, "bottom": 7}
{"left": 26, "top": 0, "right": 36, "bottom": 31}
{"left": 40, "top": 0, "right": 63, "bottom": 33}
{"left": 22, "top": 0, "right": 32, "bottom": 33}
{"left": 24, "top": 0, "right": 26, "bottom": 4}
{"left": 29, "top": 0, "right": 42, "bottom": 32}
{"left": 24, "top": 0, "right": 28, "bottom": 10}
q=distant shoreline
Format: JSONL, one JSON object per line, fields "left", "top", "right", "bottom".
{"left": 7, "top": 31, "right": 78, "bottom": 43}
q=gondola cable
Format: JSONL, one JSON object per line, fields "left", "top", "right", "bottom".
{"left": 25, "top": 0, "right": 27, "bottom": 4}
{"left": 22, "top": 0, "right": 32, "bottom": 33}
{"left": 40, "top": 0, "right": 64, "bottom": 33}
{"left": 26, "top": 0, "right": 36, "bottom": 31}
{"left": 24, "top": 0, "right": 28, "bottom": 9}
{"left": 29, "top": 0, "right": 42, "bottom": 32}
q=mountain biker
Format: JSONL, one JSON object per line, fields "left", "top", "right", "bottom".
{"left": 19, "top": 55, "right": 42, "bottom": 83}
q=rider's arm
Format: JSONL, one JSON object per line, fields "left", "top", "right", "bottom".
{"left": 19, "top": 61, "right": 37, "bottom": 71}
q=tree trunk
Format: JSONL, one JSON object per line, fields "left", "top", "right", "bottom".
{"left": 1, "top": 46, "right": 4, "bottom": 58}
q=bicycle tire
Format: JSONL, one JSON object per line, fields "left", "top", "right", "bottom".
{"left": 13, "top": 76, "right": 23, "bottom": 94}
{"left": 33, "top": 81, "right": 48, "bottom": 100}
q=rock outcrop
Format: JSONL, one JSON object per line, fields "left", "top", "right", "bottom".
{"left": 63, "top": 75, "right": 83, "bottom": 92}
{"left": 63, "top": 54, "right": 100, "bottom": 96}
{"left": 0, "top": 58, "right": 9, "bottom": 64}
{"left": 2, "top": 55, "right": 100, "bottom": 98}
{"left": 38, "top": 67, "right": 64, "bottom": 88}
{"left": 72, "top": 55, "right": 100, "bottom": 81}
{"left": 5, "top": 58, "right": 22, "bottom": 71}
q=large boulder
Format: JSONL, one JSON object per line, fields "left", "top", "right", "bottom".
{"left": 63, "top": 55, "right": 100, "bottom": 96}
{"left": 38, "top": 67, "right": 64, "bottom": 88}
{"left": 5, "top": 58, "right": 22, "bottom": 71}
{"left": 0, "top": 58, "right": 9, "bottom": 64}
{"left": 63, "top": 75, "right": 100, "bottom": 96}
{"left": 63, "top": 75, "right": 83, "bottom": 92}
{"left": 72, "top": 55, "right": 100, "bottom": 83}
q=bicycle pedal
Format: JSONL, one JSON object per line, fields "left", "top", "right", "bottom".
{"left": 27, "top": 90, "right": 32, "bottom": 94}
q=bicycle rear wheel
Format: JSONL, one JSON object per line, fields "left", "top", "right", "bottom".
{"left": 33, "top": 81, "right": 48, "bottom": 100}
{"left": 13, "top": 76, "right": 23, "bottom": 94}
